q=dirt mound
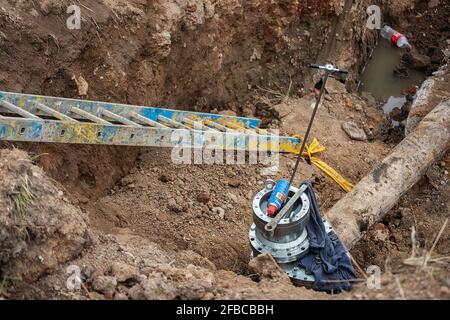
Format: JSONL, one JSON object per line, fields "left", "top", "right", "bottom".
{"left": 8, "top": 229, "right": 322, "bottom": 300}
{"left": 0, "top": 0, "right": 343, "bottom": 108}
{"left": 346, "top": 272, "right": 450, "bottom": 300}
{"left": 0, "top": 149, "right": 90, "bottom": 284}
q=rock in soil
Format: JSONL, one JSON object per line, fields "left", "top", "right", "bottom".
{"left": 197, "top": 192, "right": 211, "bottom": 203}
{"left": 212, "top": 207, "right": 225, "bottom": 220}
{"left": 168, "top": 198, "right": 182, "bottom": 213}
{"left": 227, "top": 178, "right": 241, "bottom": 188}
{"left": 128, "top": 284, "right": 147, "bottom": 300}
{"left": 403, "top": 51, "right": 432, "bottom": 70}
{"left": 341, "top": 122, "right": 368, "bottom": 141}
{"left": 248, "top": 254, "right": 291, "bottom": 284}
{"left": 158, "top": 174, "right": 173, "bottom": 183}
{"left": 109, "top": 262, "right": 139, "bottom": 283}
{"left": 72, "top": 74, "right": 89, "bottom": 96}
{"left": 325, "top": 77, "right": 347, "bottom": 94}
{"left": 92, "top": 276, "right": 117, "bottom": 296}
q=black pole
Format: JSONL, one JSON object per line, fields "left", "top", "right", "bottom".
{"left": 288, "top": 72, "right": 330, "bottom": 187}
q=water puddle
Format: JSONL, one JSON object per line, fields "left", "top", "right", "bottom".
{"left": 383, "top": 96, "right": 406, "bottom": 114}
{"left": 359, "top": 38, "right": 426, "bottom": 124}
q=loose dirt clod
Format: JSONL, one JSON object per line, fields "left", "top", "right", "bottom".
{"left": 109, "top": 262, "right": 139, "bottom": 283}
{"left": 92, "top": 276, "right": 117, "bottom": 296}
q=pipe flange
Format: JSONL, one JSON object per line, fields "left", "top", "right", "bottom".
{"left": 252, "top": 185, "right": 310, "bottom": 243}
{"left": 282, "top": 218, "right": 335, "bottom": 286}
{"left": 249, "top": 224, "right": 310, "bottom": 263}
{"left": 281, "top": 262, "right": 315, "bottom": 287}
{"left": 252, "top": 185, "right": 310, "bottom": 225}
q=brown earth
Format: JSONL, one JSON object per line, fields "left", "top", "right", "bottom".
{"left": 0, "top": 0, "right": 343, "bottom": 108}
{"left": 0, "top": 149, "right": 90, "bottom": 283}
{"left": 0, "top": 0, "right": 449, "bottom": 300}
{"left": 82, "top": 92, "right": 389, "bottom": 274}
{"left": 0, "top": 0, "right": 377, "bottom": 199}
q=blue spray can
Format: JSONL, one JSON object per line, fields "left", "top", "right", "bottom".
{"left": 266, "top": 179, "right": 289, "bottom": 217}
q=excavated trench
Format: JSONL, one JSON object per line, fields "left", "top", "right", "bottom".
{"left": 1, "top": 0, "right": 449, "bottom": 298}
{"left": 0, "top": 0, "right": 365, "bottom": 198}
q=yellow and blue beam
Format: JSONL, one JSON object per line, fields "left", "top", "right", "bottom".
{"left": 0, "top": 117, "right": 301, "bottom": 153}
{"left": 0, "top": 91, "right": 261, "bottom": 129}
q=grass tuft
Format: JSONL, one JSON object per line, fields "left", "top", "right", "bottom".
{"left": 255, "top": 77, "right": 293, "bottom": 105}
{"left": 10, "top": 175, "right": 36, "bottom": 218}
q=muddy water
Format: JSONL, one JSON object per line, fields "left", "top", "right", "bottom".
{"left": 359, "top": 39, "right": 426, "bottom": 113}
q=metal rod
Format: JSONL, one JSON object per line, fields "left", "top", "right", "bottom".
{"left": 0, "top": 100, "right": 40, "bottom": 119}
{"left": 288, "top": 72, "right": 330, "bottom": 187}
{"left": 130, "top": 112, "right": 168, "bottom": 128}
{"left": 202, "top": 119, "right": 232, "bottom": 132}
{"left": 0, "top": 90, "right": 262, "bottom": 129}
{"left": 70, "top": 106, "right": 111, "bottom": 124}
{"left": 157, "top": 115, "right": 191, "bottom": 129}
{"left": 182, "top": 117, "right": 218, "bottom": 131}
{"left": 34, "top": 102, "right": 78, "bottom": 122}
{"left": 100, "top": 108, "right": 141, "bottom": 126}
